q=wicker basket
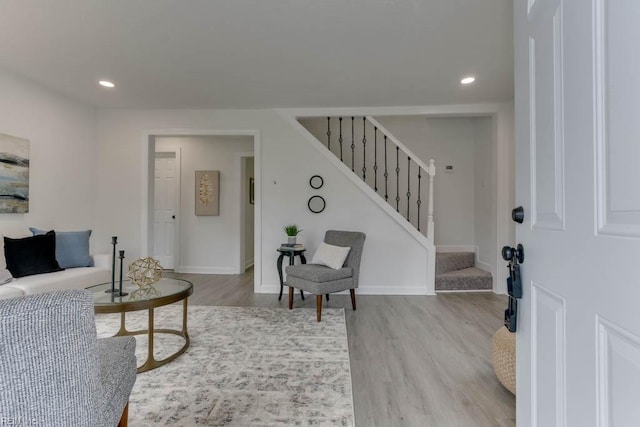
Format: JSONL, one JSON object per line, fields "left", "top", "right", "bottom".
{"left": 492, "top": 326, "right": 516, "bottom": 395}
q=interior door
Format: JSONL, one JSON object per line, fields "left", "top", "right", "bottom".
{"left": 515, "top": 0, "right": 640, "bottom": 426}
{"left": 154, "top": 151, "right": 180, "bottom": 269}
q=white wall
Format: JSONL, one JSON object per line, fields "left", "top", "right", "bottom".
{"left": 94, "top": 109, "right": 430, "bottom": 295}
{"left": 473, "top": 117, "right": 497, "bottom": 276}
{"left": 243, "top": 157, "right": 255, "bottom": 269}
{"left": 374, "top": 116, "right": 477, "bottom": 247}
{"left": 155, "top": 136, "right": 253, "bottom": 274}
{"left": 0, "top": 69, "right": 97, "bottom": 240}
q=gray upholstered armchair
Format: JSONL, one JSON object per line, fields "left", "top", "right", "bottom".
{"left": 286, "top": 230, "right": 366, "bottom": 321}
{"left": 0, "top": 290, "right": 137, "bottom": 427}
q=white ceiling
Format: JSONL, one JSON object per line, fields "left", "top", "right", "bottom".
{"left": 0, "top": 0, "right": 513, "bottom": 109}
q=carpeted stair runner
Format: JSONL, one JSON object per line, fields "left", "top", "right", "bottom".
{"left": 436, "top": 252, "right": 492, "bottom": 291}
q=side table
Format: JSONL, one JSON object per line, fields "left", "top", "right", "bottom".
{"left": 277, "top": 247, "right": 307, "bottom": 301}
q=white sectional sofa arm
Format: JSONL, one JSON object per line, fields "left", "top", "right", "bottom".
{"left": 92, "top": 254, "right": 112, "bottom": 271}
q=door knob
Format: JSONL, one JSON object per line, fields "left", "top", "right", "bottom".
{"left": 512, "top": 206, "right": 524, "bottom": 223}
{"left": 502, "top": 243, "right": 524, "bottom": 264}
{"left": 172, "top": 215, "right": 176, "bottom": 219}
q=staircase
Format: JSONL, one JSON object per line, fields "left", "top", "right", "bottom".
{"left": 435, "top": 252, "right": 492, "bottom": 291}
{"left": 298, "top": 115, "right": 436, "bottom": 241}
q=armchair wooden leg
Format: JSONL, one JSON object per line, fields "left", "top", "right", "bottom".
{"left": 118, "top": 402, "right": 129, "bottom": 427}
{"left": 316, "top": 295, "right": 322, "bottom": 322}
{"left": 350, "top": 289, "right": 356, "bottom": 311}
{"left": 288, "top": 286, "right": 294, "bottom": 309}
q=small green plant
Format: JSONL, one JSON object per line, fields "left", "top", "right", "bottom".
{"left": 283, "top": 225, "right": 302, "bottom": 236}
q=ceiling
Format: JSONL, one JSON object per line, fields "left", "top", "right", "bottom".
{"left": 0, "top": 0, "right": 513, "bottom": 109}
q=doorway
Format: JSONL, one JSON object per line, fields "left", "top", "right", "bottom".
{"left": 240, "top": 155, "right": 255, "bottom": 272}
{"left": 153, "top": 150, "right": 181, "bottom": 269}
{"left": 144, "top": 131, "right": 259, "bottom": 281}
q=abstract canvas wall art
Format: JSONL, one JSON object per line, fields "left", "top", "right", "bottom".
{"left": 0, "top": 133, "right": 29, "bottom": 213}
{"left": 195, "top": 170, "right": 220, "bottom": 216}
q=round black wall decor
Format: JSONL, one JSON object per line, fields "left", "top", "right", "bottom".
{"left": 309, "top": 175, "right": 324, "bottom": 189}
{"left": 308, "top": 195, "right": 326, "bottom": 213}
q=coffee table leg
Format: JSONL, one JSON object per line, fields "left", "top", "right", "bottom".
{"left": 148, "top": 306, "right": 155, "bottom": 364}
{"left": 182, "top": 298, "right": 189, "bottom": 336}
{"left": 116, "top": 312, "right": 127, "bottom": 335}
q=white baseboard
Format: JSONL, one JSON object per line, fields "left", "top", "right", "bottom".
{"left": 356, "top": 286, "right": 433, "bottom": 296}
{"left": 436, "top": 245, "right": 477, "bottom": 253}
{"left": 436, "top": 289, "right": 493, "bottom": 293}
{"left": 256, "top": 284, "right": 433, "bottom": 296}
{"left": 176, "top": 266, "right": 238, "bottom": 274}
{"left": 244, "top": 258, "right": 254, "bottom": 270}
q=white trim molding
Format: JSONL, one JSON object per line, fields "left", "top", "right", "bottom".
{"left": 139, "top": 128, "right": 262, "bottom": 291}
{"left": 176, "top": 266, "right": 238, "bottom": 275}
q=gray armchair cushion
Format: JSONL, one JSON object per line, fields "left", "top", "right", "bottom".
{"left": 0, "top": 290, "right": 136, "bottom": 427}
{"left": 286, "top": 264, "right": 352, "bottom": 283}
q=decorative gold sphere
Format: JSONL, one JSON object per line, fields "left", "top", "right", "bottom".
{"left": 127, "top": 257, "right": 163, "bottom": 288}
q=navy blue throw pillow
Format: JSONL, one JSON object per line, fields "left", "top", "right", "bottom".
{"left": 4, "top": 231, "right": 64, "bottom": 278}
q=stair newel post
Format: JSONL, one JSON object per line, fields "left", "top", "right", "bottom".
{"left": 362, "top": 117, "right": 367, "bottom": 181}
{"left": 326, "top": 117, "right": 332, "bottom": 151}
{"left": 351, "top": 117, "right": 355, "bottom": 172}
{"left": 395, "top": 146, "right": 400, "bottom": 212}
{"left": 427, "top": 159, "right": 436, "bottom": 242}
{"left": 338, "top": 117, "right": 344, "bottom": 162}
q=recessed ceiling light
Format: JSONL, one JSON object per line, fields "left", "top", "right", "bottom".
{"left": 460, "top": 76, "right": 476, "bottom": 85}
{"left": 98, "top": 80, "right": 115, "bottom": 88}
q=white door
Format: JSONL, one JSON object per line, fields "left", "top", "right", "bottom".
{"left": 515, "top": 0, "right": 640, "bottom": 426}
{"left": 154, "top": 151, "right": 180, "bottom": 269}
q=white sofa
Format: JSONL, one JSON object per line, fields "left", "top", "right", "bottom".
{"left": 0, "top": 254, "right": 111, "bottom": 300}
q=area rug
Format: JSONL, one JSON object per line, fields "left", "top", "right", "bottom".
{"left": 95, "top": 305, "right": 354, "bottom": 426}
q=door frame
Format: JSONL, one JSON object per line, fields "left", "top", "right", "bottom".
{"left": 152, "top": 148, "right": 182, "bottom": 269}
{"left": 238, "top": 152, "right": 255, "bottom": 272}
{"left": 140, "top": 129, "right": 261, "bottom": 292}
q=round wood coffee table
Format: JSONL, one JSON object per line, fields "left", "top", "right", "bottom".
{"left": 87, "top": 278, "right": 193, "bottom": 373}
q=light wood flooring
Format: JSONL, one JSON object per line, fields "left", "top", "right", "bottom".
{"left": 165, "top": 270, "right": 516, "bottom": 427}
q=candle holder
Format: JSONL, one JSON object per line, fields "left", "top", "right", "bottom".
{"left": 114, "top": 250, "right": 128, "bottom": 297}
{"left": 105, "top": 236, "right": 118, "bottom": 293}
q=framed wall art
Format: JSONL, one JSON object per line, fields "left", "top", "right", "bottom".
{"left": 195, "top": 170, "right": 220, "bottom": 216}
{"left": 0, "top": 133, "right": 29, "bottom": 213}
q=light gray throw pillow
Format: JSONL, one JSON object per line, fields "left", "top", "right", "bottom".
{"left": 311, "top": 242, "right": 351, "bottom": 270}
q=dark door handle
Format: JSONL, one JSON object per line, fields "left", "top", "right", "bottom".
{"left": 172, "top": 215, "right": 176, "bottom": 219}
{"left": 502, "top": 244, "right": 524, "bottom": 264}
{"left": 512, "top": 206, "right": 524, "bottom": 223}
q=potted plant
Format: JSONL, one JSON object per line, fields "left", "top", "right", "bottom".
{"left": 283, "top": 225, "right": 302, "bottom": 244}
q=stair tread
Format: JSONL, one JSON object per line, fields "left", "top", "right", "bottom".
{"left": 435, "top": 252, "right": 475, "bottom": 275}
{"left": 436, "top": 267, "right": 492, "bottom": 278}
{"left": 435, "top": 267, "right": 492, "bottom": 291}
